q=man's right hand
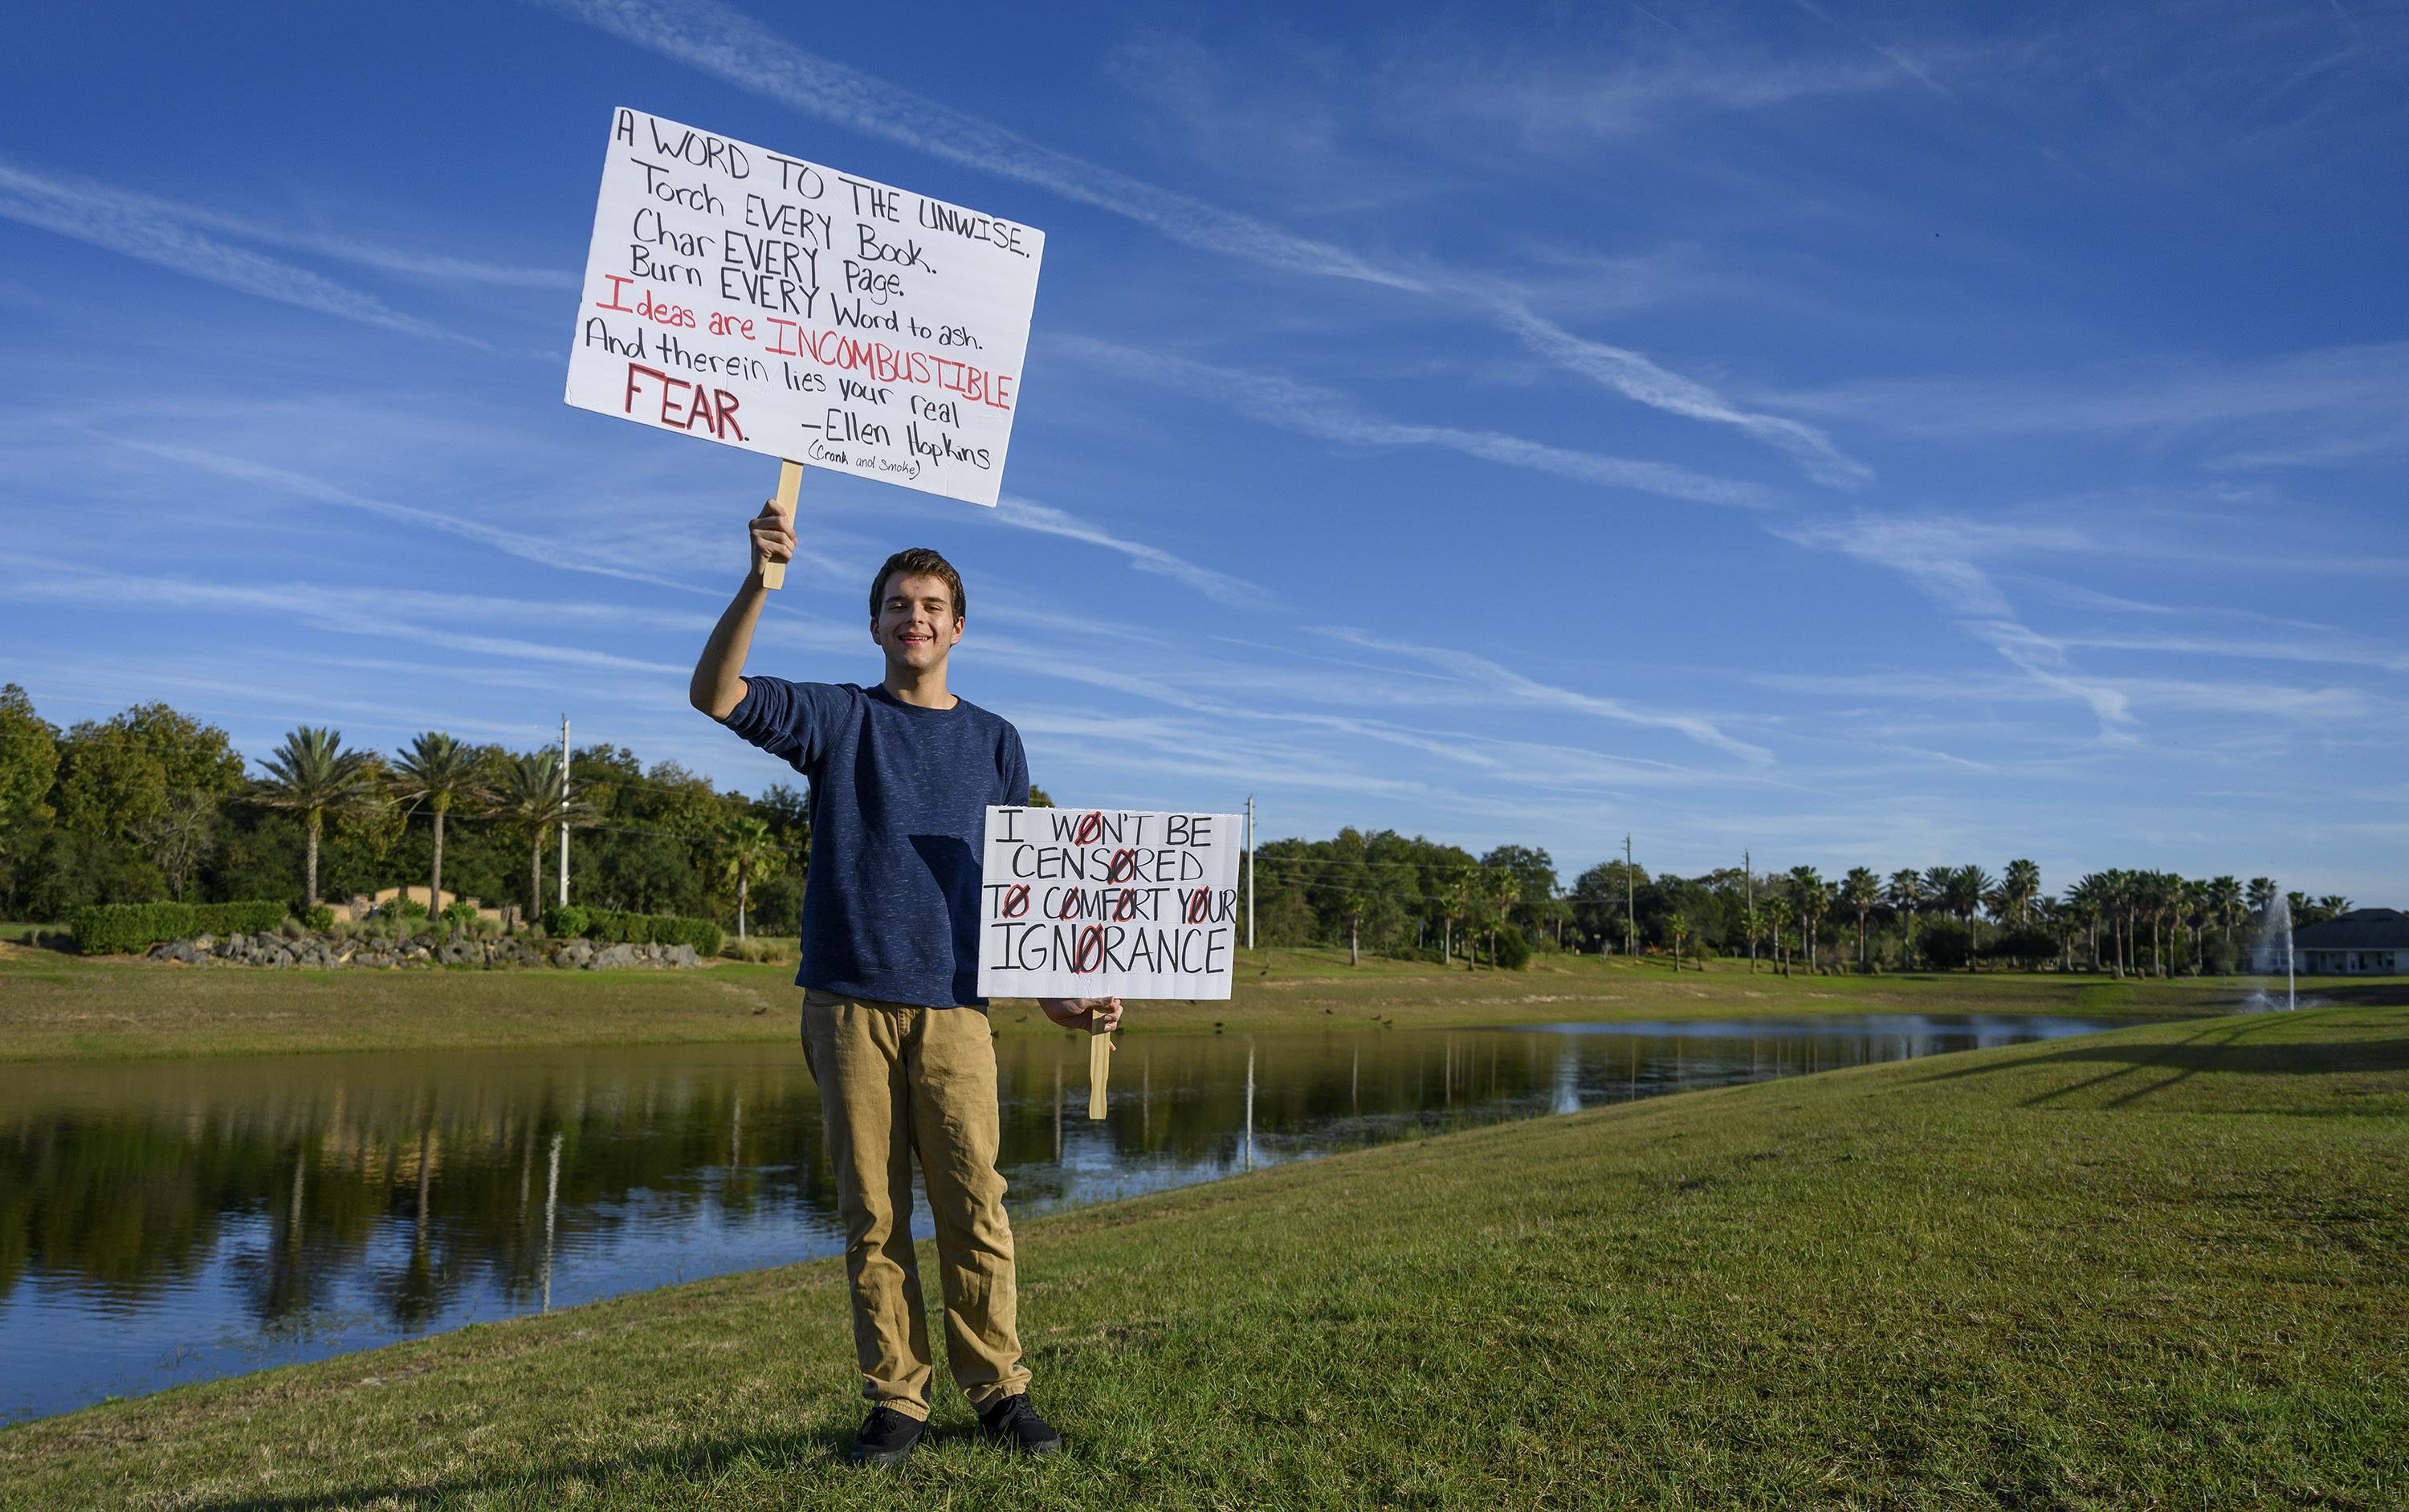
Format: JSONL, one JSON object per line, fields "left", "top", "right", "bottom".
{"left": 750, "top": 502, "right": 797, "bottom": 580}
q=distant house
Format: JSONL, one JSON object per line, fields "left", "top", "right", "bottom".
{"left": 2250, "top": 907, "right": 2409, "bottom": 975}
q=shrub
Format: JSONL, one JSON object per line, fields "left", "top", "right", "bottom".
{"left": 196, "top": 900, "right": 287, "bottom": 935}
{"left": 579, "top": 907, "right": 724, "bottom": 956}
{"left": 544, "top": 905, "right": 592, "bottom": 939}
{"left": 723, "top": 936, "right": 795, "bottom": 964}
{"left": 651, "top": 915, "right": 724, "bottom": 956}
{"left": 1982, "top": 927, "right": 2057, "bottom": 968}
{"left": 441, "top": 899, "right": 478, "bottom": 928}
{"left": 71, "top": 903, "right": 194, "bottom": 955}
{"left": 1918, "top": 919, "right": 1974, "bottom": 971}
{"left": 1494, "top": 926, "right": 1533, "bottom": 971}
{"left": 389, "top": 895, "right": 429, "bottom": 920}
{"left": 72, "top": 899, "right": 289, "bottom": 954}
{"left": 303, "top": 904, "right": 336, "bottom": 931}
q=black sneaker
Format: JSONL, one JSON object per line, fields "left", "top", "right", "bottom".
{"left": 848, "top": 1404, "right": 926, "bottom": 1469}
{"left": 976, "top": 1393, "right": 1065, "bottom": 1455}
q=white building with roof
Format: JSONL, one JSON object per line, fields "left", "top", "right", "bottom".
{"left": 2249, "top": 907, "right": 2408, "bottom": 975}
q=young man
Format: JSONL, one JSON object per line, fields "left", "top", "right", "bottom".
{"left": 690, "top": 502, "right": 1121, "bottom": 1469}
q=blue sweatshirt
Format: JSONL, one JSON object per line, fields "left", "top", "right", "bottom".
{"left": 719, "top": 676, "right": 1029, "bottom": 1007}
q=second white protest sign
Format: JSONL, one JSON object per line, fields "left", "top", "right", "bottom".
{"left": 976, "top": 806, "right": 1243, "bottom": 1002}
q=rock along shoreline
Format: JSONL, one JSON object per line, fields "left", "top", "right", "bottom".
{"left": 142, "top": 931, "right": 710, "bottom": 971}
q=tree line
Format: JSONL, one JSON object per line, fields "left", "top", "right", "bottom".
{"left": 1251, "top": 830, "right": 2350, "bottom": 977}
{"left": 1, "top": 686, "right": 2346, "bottom": 972}
{"left": 0, "top": 687, "right": 823, "bottom": 935}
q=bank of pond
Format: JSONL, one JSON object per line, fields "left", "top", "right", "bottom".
{"left": 0, "top": 1012, "right": 2146, "bottom": 1423}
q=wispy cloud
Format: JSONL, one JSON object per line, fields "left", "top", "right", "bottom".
{"left": 0, "top": 154, "right": 573, "bottom": 290}
{"left": 0, "top": 557, "right": 693, "bottom": 677}
{"left": 1323, "top": 627, "right": 1775, "bottom": 764}
{"left": 1054, "top": 337, "right": 1777, "bottom": 509}
{"left": 2054, "top": 629, "right": 2409, "bottom": 674}
{"left": 1785, "top": 0, "right": 1956, "bottom": 99}
{"left": 96, "top": 437, "right": 789, "bottom": 594}
{"left": 991, "top": 496, "right": 1268, "bottom": 606}
{"left": 1775, "top": 513, "right": 2138, "bottom": 741}
{"left": 544, "top": 0, "right": 1416, "bottom": 291}
{"left": 0, "top": 160, "right": 484, "bottom": 344}
{"left": 1374, "top": 17, "right": 1930, "bottom": 143}
{"left": 1482, "top": 299, "right": 1871, "bottom": 487}
{"left": 1767, "top": 340, "right": 2409, "bottom": 467}
{"left": 540, "top": 0, "right": 1864, "bottom": 484}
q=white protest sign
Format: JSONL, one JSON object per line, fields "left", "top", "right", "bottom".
{"left": 564, "top": 107, "right": 1045, "bottom": 508}
{"left": 976, "top": 807, "right": 1244, "bottom": 1001}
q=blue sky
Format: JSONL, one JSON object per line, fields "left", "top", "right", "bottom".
{"left": 4, "top": 0, "right": 2405, "bottom": 901}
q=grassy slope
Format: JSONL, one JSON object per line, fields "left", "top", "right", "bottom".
{"left": 5, "top": 1006, "right": 2403, "bottom": 1510}
{"left": 0, "top": 940, "right": 2330, "bottom": 1063}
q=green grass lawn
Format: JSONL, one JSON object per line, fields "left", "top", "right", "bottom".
{"left": 3, "top": 1005, "right": 2399, "bottom": 1509}
{"left": 0, "top": 939, "right": 2349, "bottom": 1063}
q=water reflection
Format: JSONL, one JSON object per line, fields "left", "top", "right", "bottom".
{"left": 0, "top": 1012, "right": 2134, "bottom": 1421}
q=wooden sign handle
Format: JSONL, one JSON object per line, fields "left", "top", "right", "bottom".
{"left": 759, "top": 459, "right": 805, "bottom": 590}
{"left": 1087, "top": 1030, "right": 1112, "bottom": 1120}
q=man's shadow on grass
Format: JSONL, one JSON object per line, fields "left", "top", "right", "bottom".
{"left": 1906, "top": 1005, "right": 2409, "bottom": 1110}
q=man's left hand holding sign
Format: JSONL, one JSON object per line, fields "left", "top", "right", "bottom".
{"left": 1040, "top": 997, "right": 1124, "bottom": 1034}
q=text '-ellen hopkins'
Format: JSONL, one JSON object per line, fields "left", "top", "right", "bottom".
{"left": 982, "top": 810, "right": 1239, "bottom": 977}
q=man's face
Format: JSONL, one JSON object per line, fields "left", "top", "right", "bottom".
{"left": 870, "top": 572, "right": 964, "bottom": 670}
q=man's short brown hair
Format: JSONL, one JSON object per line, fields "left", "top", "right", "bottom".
{"left": 870, "top": 548, "right": 965, "bottom": 623}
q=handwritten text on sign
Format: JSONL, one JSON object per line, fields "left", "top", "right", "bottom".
{"left": 563, "top": 108, "right": 1045, "bottom": 507}
{"left": 976, "top": 808, "right": 1243, "bottom": 1001}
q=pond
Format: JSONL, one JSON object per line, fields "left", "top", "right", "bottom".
{"left": 0, "top": 1012, "right": 2137, "bottom": 1422}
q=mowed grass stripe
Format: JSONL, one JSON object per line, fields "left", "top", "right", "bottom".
{"left": 5, "top": 1007, "right": 2403, "bottom": 1509}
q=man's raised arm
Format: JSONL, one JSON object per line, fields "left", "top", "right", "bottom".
{"left": 689, "top": 503, "right": 797, "bottom": 719}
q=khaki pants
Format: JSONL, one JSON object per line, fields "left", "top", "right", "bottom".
{"left": 801, "top": 988, "right": 1029, "bottom": 1419}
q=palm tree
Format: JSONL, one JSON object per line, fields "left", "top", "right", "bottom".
{"left": 2246, "top": 877, "right": 2277, "bottom": 921}
{"left": 2317, "top": 894, "right": 2351, "bottom": 923}
{"left": 1886, "top": 869, "right": 1924, "bottom": 969}
{"left": 392, "top": 732, "right": 487, "bottom": 919}
{"left": 490, "top": 750, "right": 592, "bottom": 931}
{"left": 2110, "top": 870, "right": 2141, "bottom": 977}
{"left": 1439, "top": 864, "right": 1478, "bottom": 966}
{"left": 1786, "top": 866, "right": 1824, "bottom": 972}
{"left": 1765, "top": 895, "right": 1795, "bottom": 976}
{"left": 719, "top": 816, "right": 785, "bottom": 943}
{"left": 1741, "top": 905, "right": 1766, "bottom": 973}
{"left": 1942, "top": 866, "right": 1989, "bottom": 973}
{"left": 2066, "top": 874, "right": 2109, "bottom": 973}
{"left": 255, "top": 727, "right": 377, "bottom": 907}
{"left": 1999, "top": 858, "right": 2042, "bottom": 927}
{"left": 2134, "top": 871, "right": 2179, "bottom": 976}
{"left": 1487, "top": 868, "right": 1520, "bottom": 968}
{"left": 2035, "top": 898, "right": 2073, "bottom": 971}
{"left": 2175, "top": 876, "right": 2207, "bottom": 973}
{"left": 1843, "top": 867, "right": 1881, "bottom": 971}
{"left": 2205, "top": 876, "right": 2243, "bottom": 957}
{"left": 1665, "top": 911, "right": 1691, "bottom": 972}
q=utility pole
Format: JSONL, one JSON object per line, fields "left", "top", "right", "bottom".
{"left": 1245, "top": 795, "right": 1256, "bottom": 952}
{"left": 1624, "top": 833, "right": 1636, "bottom": 959}
{"left": 557, "top": 714, "right": 571, "bottom": 908}
{"left": 1746, "top": 849, "right": 1755, "bottom": 973}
